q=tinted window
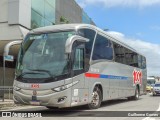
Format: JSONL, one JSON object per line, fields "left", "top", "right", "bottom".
{"left": 45, "top": 1, "right": 55, "bottom": 22}
{"left": 78, "top": 29, "right": 96, "bottom": 58}
{"left": 82, "top": 11, "right": 91, "bottom": 24}
{"left": 138, "top": 55, "right": 142, "bottom": 68}
{"left": 73, "top": 48, "right": 84, "bottom": 70}
{"left": 114, "top": 42, "right": 139, "bottom": 67}
{"left": 93, "top": 34, "right": 113, "bottom": 60}
{"left": 141, "top": 56, "right": 146, "bottom": 69}
{"left": 137, "top": 55, "right": 146, "bottom": 69}
{"left": 31, "top": 0, "right": 56, "bottom": 29}
{"left": 114, "top": 43, "right": 125, "bottom": 64}
{"left": 16, "top": 31, "right": 75, "bottom": 79}
{"left": 124, "top": 48, "right": 138, "bottom": 67}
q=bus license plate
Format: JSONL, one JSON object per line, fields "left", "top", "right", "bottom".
{"left": 30, "top": 101, "right": 40, "bottom": 105}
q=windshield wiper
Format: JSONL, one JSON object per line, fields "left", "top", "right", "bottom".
{"left": 16, "top": 72, "right": 43, "bottom": 79}
{"left": 28, "top": 69, "right": 54, "bottom": 79}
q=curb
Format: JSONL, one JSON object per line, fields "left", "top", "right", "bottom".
{"left": 1, "top": 105, "right": 43, "bottom": 111}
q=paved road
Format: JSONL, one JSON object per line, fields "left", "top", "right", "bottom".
{"left": 1, "top": 93, "right": 160, "bottom": 120}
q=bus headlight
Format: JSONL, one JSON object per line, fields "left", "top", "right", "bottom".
{"left": 52, "top": 81, "right": 79, "bottom": 92}
{"left": 14, "top": 86, "right": 21, "bottom": 91}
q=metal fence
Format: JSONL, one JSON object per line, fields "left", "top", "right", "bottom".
{"left": 0, "top": 86, "right": 13, "bottom": 101}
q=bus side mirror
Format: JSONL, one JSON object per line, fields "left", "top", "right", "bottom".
{"left": 65, "top": 35, "right": 89, "bottom": 53}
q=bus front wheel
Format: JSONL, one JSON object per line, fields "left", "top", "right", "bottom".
{"left": 88, "top": 87, "right": 102, "bottom": 109}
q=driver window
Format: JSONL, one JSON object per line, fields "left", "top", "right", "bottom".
{"left": 73, "top": 48, "right": 84, "bottom": 70}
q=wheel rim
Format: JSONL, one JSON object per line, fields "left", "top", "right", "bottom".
{"left": 91, "top": 91, "right": 99, "bottom": 106}
{"left": 136, "top": 89, "right": 139, "bottom": 99}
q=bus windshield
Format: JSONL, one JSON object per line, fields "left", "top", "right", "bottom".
{"left": 16, "top": 31, "right": 75, "bottom": 80}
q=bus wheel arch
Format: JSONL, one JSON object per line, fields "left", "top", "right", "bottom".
{"left": 128, "top": 84, "right": 140, "bottom": 100}
{"left": 88, "top": 84, "right": 103, "bottom": 109}
{"left": 93, "top": 84, "right": 103, "bottom": 100}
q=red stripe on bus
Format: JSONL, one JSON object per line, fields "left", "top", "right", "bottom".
{"left": 85, "top": 73, "right": 100, "bottom": 78}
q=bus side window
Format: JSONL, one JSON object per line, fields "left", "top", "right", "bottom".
{"left": 138, "top": 55, "right": 142, "bottom": 68}
{"left": 113, "top": 42, "right": 140, "bottom": 68}
{"left": 92, "top": 34, "right": 113, "bottom": 60}
{"left": 124, "top": 48, "right": 138, "bottom": 67}
{"left": 113, "top": 43, "right": 125, "bottom": 64}
{"left": 77, "top": 28, "right": 96, "bottom": 71}
{"left": 77, "top": 29, "right": 96, "bottom": 58}
{"left": 141, "top": 56, "right": 146, "bottom": 69}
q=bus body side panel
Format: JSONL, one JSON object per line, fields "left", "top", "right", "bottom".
{"left": 141, "top": 69, "right": 147, "bottom": 94}
{"left": 86, "top": 61, "right": 144, "bottom": 102}
{"left": 70, "top": 74, "right": 89, "bottom": 107}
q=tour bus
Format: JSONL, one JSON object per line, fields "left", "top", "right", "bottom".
{"left": 13, "top": 24, "right": 147, "bottom": 109}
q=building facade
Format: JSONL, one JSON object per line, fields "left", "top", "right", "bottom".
{"left": 0, "top": 0, "right": 95, "bottom": 89}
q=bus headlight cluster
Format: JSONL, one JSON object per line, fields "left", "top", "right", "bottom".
{"left": 14, "top": 86, "right": 21, "bottom": 91}
{"left": 52, "top": 81, "right": 79, "bottom": 92}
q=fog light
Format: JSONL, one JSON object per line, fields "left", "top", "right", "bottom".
{"left": 57, "top": 96, "right": 67, "bottom": 103}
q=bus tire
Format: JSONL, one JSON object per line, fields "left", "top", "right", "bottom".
{"left": 88, "top": 86, "right": 102, "bottom": 109}
{"left": 133, "top": 87, "right": 140, "bottom": 100}
{"left": 46, "top": 106, "right": 59, "bottom": 110}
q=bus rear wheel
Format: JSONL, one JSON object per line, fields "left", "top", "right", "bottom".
{"left": 133, "top": 87, "right": 140, "bottom": 100}
{"left": 88, "top": 87, "right": 102, "bottom": 109}
{"left": 128, "top": 87, "right": 139, "bottom": 100}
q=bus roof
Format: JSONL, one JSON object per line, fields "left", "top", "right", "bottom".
{"left": 30, "top": 24, "right": 144, "bottom": 57}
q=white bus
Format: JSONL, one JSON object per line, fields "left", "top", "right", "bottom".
{"left": 13, "top": 24, "right": 147, "bottom": 109}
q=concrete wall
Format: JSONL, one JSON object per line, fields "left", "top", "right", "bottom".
{"left": 8, "top": 0, "right": 31, "bottom": 28}
{"left": 0, "top": 0, "right": 30, "bottom": 91}
{"left": 0, "top": 0, "right": 8, "bottom": 22}
{"left": 55, "top": 0, "right": 82, "bottom": 24}
{"left": 0, "top": 0, "right": 31, "bottom": 41}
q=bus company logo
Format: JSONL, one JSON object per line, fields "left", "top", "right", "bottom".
{"left": 31, "top": 84, "right": 39, "bottom": 88}
{"left": 1, "top": 112, "right": 42, "bottom": 118}
{"left": 133, "top": 69, "right": 142, "bottom": 86}
{"left": 2, "top": 112, "right": 11, "bottom": 117}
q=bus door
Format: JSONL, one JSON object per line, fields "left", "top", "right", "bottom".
{"left": 71, "top": 42, "right": 85, "bottom": 87}
{"left": 65, "top": 36, "right": 89, "bottom": 105}
{"left": 71, "top": 42, "right": 87, "bottom": 105}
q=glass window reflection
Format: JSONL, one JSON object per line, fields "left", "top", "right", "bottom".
{"left": 31, "top": 0, "right": 56, "bottom": 29}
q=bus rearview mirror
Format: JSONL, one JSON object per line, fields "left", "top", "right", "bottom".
{"left": 65, "top": 35, "right": 89, "bottom": 53}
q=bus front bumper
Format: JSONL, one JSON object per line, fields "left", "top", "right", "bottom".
{"left": 13, "top": 88, "right": 72, "bottom": 108}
